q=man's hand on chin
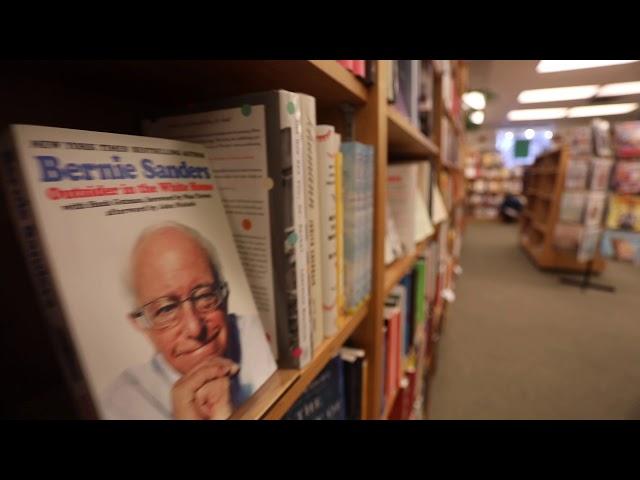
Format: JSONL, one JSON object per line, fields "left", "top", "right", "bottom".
{"left": 171, "top": 357, "right": 239, "bottom": 420}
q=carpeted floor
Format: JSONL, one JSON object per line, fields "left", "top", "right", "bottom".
{"left": 428, "top": 221, "right": 640, "bottom": 419}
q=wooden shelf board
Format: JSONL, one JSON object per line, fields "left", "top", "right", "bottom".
{"left": 445, "top": 107, "right": 463, "bottom": 136}
{"left": 1, "top": 60, "right": 368, "bottom": 109}
{"left": 387, "top": 106, "right": 440, "bottom": 159}
{"left": 381, "top": 388, "right": 400, "bottom": 420}
{"left": 260, "top": 301, "right": 369, "bottom": 420}
{"left": 384, "top": 238, "right": 430, "bottom": 297}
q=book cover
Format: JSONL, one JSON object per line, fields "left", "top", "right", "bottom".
{"left": 284, "top": 354, "right": 346, "bottom": 420}
{"left": 299, "top": 94, "right": 324, "bottom": 353}
{"left": 384, "top": 198, "right": 404, "bottom": 265}
{"left": 592, "top": 118, "right": 613, "bottom": 158}
{"left": 589, "top": 158, "right": 613, "bottom": 191}
{"left": 0, "top": 125, "right": 277, "bottom": 419}
{"left": 612, "top": 161, "right": 640, "bottom": 194}
{"left": 559, "top": 191, "right": 586, "bottom": 223}
{"left": 600, "top": 229, "right": 640, "bottom": 264}
{"left": 144, "top": 90, "right": 312, "bottom": 369}
{"left": 614, "top": 121, "right": 640, "bottom": 158}
{"left": 577, "top": 228, "right": 602, "bottom": 263}
{"left": 389, "top": 284, "right": 408, "bottom": 357}
{"left": 606, "top": 195, "right": 640, "bottom": 232}
{"left": 431, "top": 184, "right": 449, "bottom": 225}
{"left": 584, "top": 191, "right": 607, "bottom": 227}
{"left": 387, "top": 163, "right": 418, "bottom": 252}
{"left": 564, "top": 161, "right": 589, "bottom": 190}
{"left": 316, "top": 125, "right": 339, "bottom": 337}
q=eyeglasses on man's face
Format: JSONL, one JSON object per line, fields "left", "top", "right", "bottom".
{"left": 131, "top": 282, "right": 229, "bottom": 330}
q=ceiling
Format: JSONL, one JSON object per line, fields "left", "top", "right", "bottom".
{"left": 467, "top": 60, "right": 640, "bottom": 130}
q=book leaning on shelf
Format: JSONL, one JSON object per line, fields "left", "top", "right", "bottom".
{"left": 144, "top": 90, "right": 315, "bottom": 369}
{"left": 0, "top": 125, "right": 277, "bottom": 419}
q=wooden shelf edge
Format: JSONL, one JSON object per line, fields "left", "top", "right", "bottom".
{"left": 261, "top": 302, "right": 369, "bottom": 420}
{"left": 308, "top": 60, "right": 369, "bottom": 104}
{"left": 387, "top": 105, "right": 440, "bottom": 158}
{"left": 381, "top": 388, "right": 400, "bottom": 420}
{"left": 383, "top": 238, "right": 431, "bottom": 297}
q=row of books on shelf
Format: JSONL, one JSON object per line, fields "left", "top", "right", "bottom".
{"left": 385, "top": 162, "right": 449, "bottom": 265}
{"left": 469, "top": 179, "right": 523, "bottom": 195}
{"left": 284, "top": 346, "right": 368, "bottom": 420}
{"left": 0, "top": 89, "right": 375, "bottom": 420}
{"left": 387, "top": 60, "right": 436, "bottom": 137}
{"left": 465, "top": 166, "right": 524, "bottom": 180}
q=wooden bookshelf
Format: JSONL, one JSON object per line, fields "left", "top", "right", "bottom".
{"left": 260, "top": 302, "right": 369, "bottom": 420}
{"left": 387, "top": 105, "right": 440, "bottom": 159}
{"left": 519, "top": 146, "right": 606, "bottom": 273}
{"left": 383, "top": 239, "right": 430, "bottom": 297}
{"left": 0, "top": 59, "right": 467, "bottom": 421}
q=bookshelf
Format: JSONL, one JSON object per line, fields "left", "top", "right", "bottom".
{"left": 1, "top": 59, "right": 466, "bottom": 420}
{"left": 519, "top": 146, "right": 606, "bottom": 273}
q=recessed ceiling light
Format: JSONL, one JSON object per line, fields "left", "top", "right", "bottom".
{"left": 463, "top": 91, "right": 486, "bottom": 110}
{"left": 505, "top": 131, "right": 514, "bottom": 140}
{"left": 469, "top": 110, "right": 485, "bottom": 125}
{"left": 524, "top": 129, "right": 535, "bottom": 140}
{"left": 544, "top": 130, "right": 554, "bottom": 139}
{"left": 536, "top": 60, "right": 639, "bottom": 73}
{"left": 567, "top": 103, "right": 639, "bottom": 118}
{"left": 518, "top": 85, "right": 599, "bottom": 103}
{"left": 597, "top": 81, "right": 640, "bottom": 98}
{"left": 507, "top": 108, "right": 568, "bottom": 121}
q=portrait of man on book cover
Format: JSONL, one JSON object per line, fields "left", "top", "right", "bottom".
{"left": 101, "top": 222, "right": 276, "bottom": 420}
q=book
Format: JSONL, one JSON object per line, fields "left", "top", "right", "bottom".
{"left": 612, "top": 161, "right": 640, "bottom": 194}
{"left": 0, "top": 125, "right": 277, "bottom": 419}
{"left": 337, "top": 60, "right": 354, "bottom": 73}
{"left": 316, "top": 125, "right": 339, "bottom": 337}
{"left": 588, "top": 158, "right": 613, "bottom": 191}
{"left": 614, "top": 121, "right": 640, "bottom": 158}
{"left": 388, "top": 284, "right": 409, "bottom": 356}
{"left": 341, "top": 142, "right": 374, "bottom": 313}
{"left": 431, "top": 184, "right": 449, "bottom": 225}
{"left": 383, "top": 306, "right": 402, "bottom": 406}
{"left": 387, "top": 163, "right": 418, "bottom": 252}
{"left": 144, "top": 90, "right": 312, "bottom": 369}
{"left": 340, "top": 347, "right": 366, "bottom": 420}
{"left": 559, "top": 191, "right": 586, "bottom": 223}
{"left": 592, "top": 118, "right": 613, "bottom": 158}
{"left": 606, "top": 195, "right": 640, "bottom": 232}
{"left": 600, "top": 229, "right": 640, "bottom": 264}
{"left": 400, "top": 272, "right": 415, "bottom": 353}
{"left": 564, "top": 161, "right": 589, "bottom": 190}
{"left": 415, "top": 183, "right": 435, "bottom": 242}
{"left": 299, "top": 94, "right": 324, "bottom": 353}
{"left": 352, "top": 60, "right": 366, "bottom": 78}
{"left": 413, "top": 258, "right": 427, "bottom": 347}
{"left": 384, "top": 199, "right": 404, "bottom": 265}
{"left": 335, "top": 136, "right": 345, "bottom": 317}
{"left": 584, "top": 191, "right": 607, "bottom": 227}
{"left": 577, "top": 228, "right": 602, "bottom": 263}
{"left": 284, "top": 354, "right": 346, "bottom": 420}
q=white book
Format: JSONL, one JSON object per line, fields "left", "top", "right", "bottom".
{"left": 414, "top": 185, "right": 434, "bottom": 242}
{"left": 300, "top": 94, "right": 324, "bottom": 352}
{"left": 0, "top": 125, "right": 277, "bottom": 419}
{"left": 387, "top": 163, "right": 418, "bottom": 253}
{"left": 431, "top": 184, "right": 449, "bottom": 225}
{"left": 316, "top": 124, "right": 339, "bottom": 337}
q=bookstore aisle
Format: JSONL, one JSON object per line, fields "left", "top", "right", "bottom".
{"left": 428, "top": 222, "right": 640, "bottom": 420}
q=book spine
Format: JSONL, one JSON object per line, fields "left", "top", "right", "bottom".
{"left": 335, "top": 138, "right": 345, "bottom": 319}
{"left": 280, "top": 92, "right": 312, "bottom": 368}
{"left": 353, "top": 60, "right": 365, "bottom": 78}
{"left": 0, "top": 130, "right": 96, "bottom": 418}
{"left": 316, "top": 125, "right": 339, "bottom": 337}
{"left": 300, "top": 95, "right": 324, "bottom": 353}
{"left": 337, "top": 60, "right": 354, "bottom": 72}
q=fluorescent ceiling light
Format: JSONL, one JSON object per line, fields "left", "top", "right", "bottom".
{"left": 518, "top": 85, "right": 598, "bottom": 103}
{"left": 597, "top": 81, "right": 640, "bottom": 98}
{"left": 524, "top": 129, "right": 535, "bottom": 140}
{"left": 469, "top": 110, "right": 485, "bottom": 125}
{"left": 536, "top": 60, "right": 638, "bottom": 73}
{"left": 567, "top": 103, "right": 639, "bottom": 118}
{"left": 463, "top": 91, "right": 486, "bottom": 110}
{"left": 507, "top": 108, "right": 568, "bottom": 121}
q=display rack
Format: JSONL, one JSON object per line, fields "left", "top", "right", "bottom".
{"left": 519, "top": 146, "right": 606, "bottom": 273}
{"left": 0, "top": 59, "right": 467, "bottom": 420}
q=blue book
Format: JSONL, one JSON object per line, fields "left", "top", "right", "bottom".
{"left": 284, "top": 355, "right": 346, "bottom": 420}
{"left": 400, "top": 272, "right": 414, "bottom": 355}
